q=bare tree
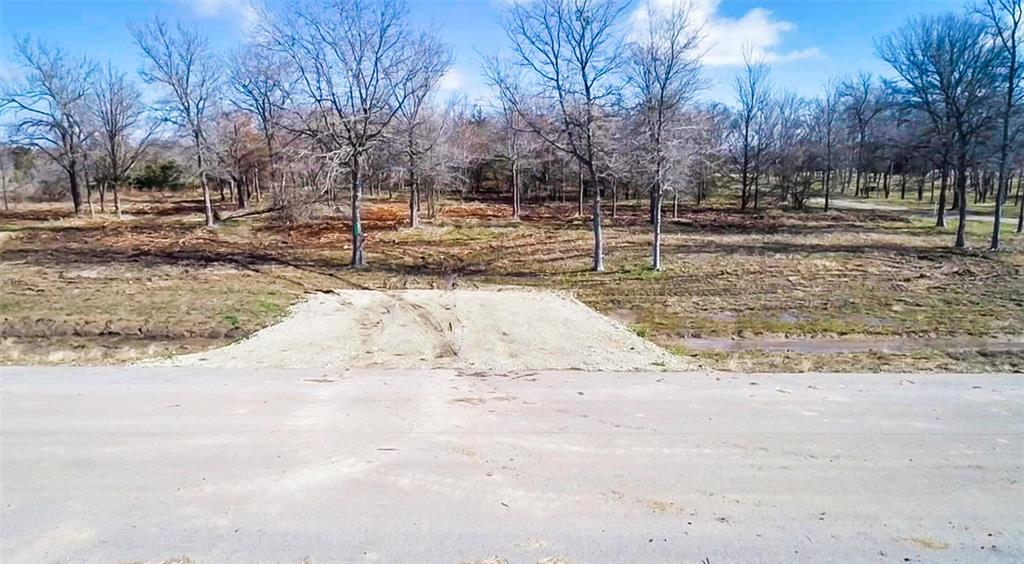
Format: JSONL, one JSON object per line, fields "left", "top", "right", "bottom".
{"left": 93, "top": 64, "right": 155, "bottom": 218}
{"left": 482, "top": 56, "right": 529, "bottom": 219}
{"left": 839, "top": 72, "right": 890, "bottom": 197}
{"left": 264, "top": 0, "right": 441, "bottom": 266}
{"left": 771, "top": 91, "right": 814, "bottom": 209}
{"left": 812, "top": 78, "right": 842, "bottom": 211}
{"left": 879, "top": 14, "right": 1003, "bottom": 247}
{"left": 731, "top": 51, "right": 772, "bottom": 211}
{"left": 395, "top": 33, "right": 452, "bottom": 227}
{"left": 212, "top": 110, "right": 263, "bottom": 209}
{"left": 627, "top": 0, "right": 704, "bottom": 270}
{"left": 414, "top": 101, "right": 464, "bottom": 219}
{"left": 2, "top": 38, "right": 95, "bottom": 214}
{"left": 975, "top": 0, "right": 1023, "bottom": 245}
{"left": 688, "top": 103, "right": 730, "bottom": 206}
{"left": 131, "top": 17, "right": 221, "bottom": 227}
{"left": 601, "top": 110, "right": 633, "bottom": 217}
{"left": 228, "top": 45, "right": 293, "bottom": 201}
{"left": 497, "top": 0, "right": 625, "bottom": 272}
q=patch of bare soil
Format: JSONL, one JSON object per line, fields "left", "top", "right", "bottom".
{"left": 155, "top": 288, "right": 690, "bottom": 371}
{"left": 0, "top": 336, "right": 219, "bottom": 365}
{"left": 0, "top": 231, "right": 17, "bottom": 247}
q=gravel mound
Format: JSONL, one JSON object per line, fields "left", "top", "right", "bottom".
{"left": 158, "top": 288, "right": 689, "bottom": 371}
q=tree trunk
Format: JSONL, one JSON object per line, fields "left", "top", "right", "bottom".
{"left": 427, "top": 182, "right": 436, "bottom": 219}
{"left": 254, "top": 167, "right": 261, "bottom": 202}
{"left": 954, "top": 152, "right": 968, "bottom": 249}
{"left": 200, "top": 176, "right": 215, "bottom": 227}
{"left": 977, "top": 170, "right": 985, "bottom": 204}
{"left": 610, "top": 179, "right": 617, "bottom": 219}
{"left": 936, "top": 166, "right": 948, "bottom": 228}
{"left": 351, "top": 155, "right": 365, "bottom": 267}
{"left": 1, "top": 156, "right": 9, "bottom": 211}
{"left": 86, "top": 179, "right": 94, "bottom": 218}
{"left": 950, "top": 172, "right": 961, "bottom": 212}
{"left": 1011, "top": 169, "right": 1019, "bottom": 209}
{"left": 235, "top": 177, "right": 247, "bottom": 209}
{"left": 882, "top": 171, "right": 888, "bottom": 199}
{"left": 590, "top": 176, "right": 603, "bottom": 272}
{"left": 113, "top": 184, "right": 123, "bottom": 219}
{"left": 409, "top": 167, "right": 419, "bottom": 228}
{"left": 991, "top": 168, "right": 1006, "bottom": 251}
{"left": 99, "top": 181, "right": 106, "bottom": 212}
{"left": 652, "top": 186, "right": 662, "bottom": 271}
{"left": 416, "top": 179, "right": 423, "bottom": 216}
{"left": 649, "top": 185, "right": 656, "bottom": 224}
{"left": 991, "top": 43, "right": 1018, "bottom": 248}
{"left": 740, "top": 149, "right": 749, "bottom": 210}
{"left": 823, "top": 167, "right": 832, "bottom": 212}
{"left": 1017, "top": 174, "right": 1023, "bottom": 233}
{"left": 511, "top": 159, "right": 520, "bottom": 219}
{"left": 68, "top": 161, "right": 82, "bottom": 215}
{"left": 753, "top": 174, "right": 760, "bottom": 210}
{"left": 196, "top": 147, "right": 214, "bottom": 227}
{"left": 577, "top": 164, "right": 584, "bottom": 216}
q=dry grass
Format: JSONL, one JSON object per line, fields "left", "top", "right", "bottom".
{"left": 2, "top": 191, "right": 1022, "bottom": 371}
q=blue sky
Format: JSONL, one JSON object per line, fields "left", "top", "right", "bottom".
{"left": 0, "top": 0, "right": 965, "bottom": 104}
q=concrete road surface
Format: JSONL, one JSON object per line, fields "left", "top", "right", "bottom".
{"left": 2, "top": 367, "right": 1022, "bottom": 563}
{"left": 808, "top": 196, "right": 995, "bottom": 223}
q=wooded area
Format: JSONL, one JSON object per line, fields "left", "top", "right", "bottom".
{"left": 1, "top": 0, "right": 1022, "bottom": 371}
{"left": 2, "top": 0, "right": 1022, "bottom": 260}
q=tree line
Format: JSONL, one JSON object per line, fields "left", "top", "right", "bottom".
{"left": 1, "top": 0, "right": 1021, "bottom": 271}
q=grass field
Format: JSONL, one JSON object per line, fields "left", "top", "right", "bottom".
{"left": 2, "top": 191, "right": 1022, "bottom": 371}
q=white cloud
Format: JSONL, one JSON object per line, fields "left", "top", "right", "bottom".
{"left": 633, "top": 0, "right": 822, "bottom": 67}
{"left": 178, "top": 0, "right": 259, "bottom": 32}
{"left": 439, "top": 68, "right": 465, "bottom": 92}
{"left": 764, "top": 46, "right": 822, "bottom": 64}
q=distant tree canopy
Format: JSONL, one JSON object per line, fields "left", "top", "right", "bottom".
{"left": 1, "top": 0, "right": 1022, "bottom": 258}
{"left": 10, "top": 146, "right": 35, "bottom": 175}
{"left": 131, "top": 160, "right": 186, "bottom": 191}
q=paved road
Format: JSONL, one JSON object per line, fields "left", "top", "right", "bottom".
{"left": 2, "top": 367, "right": 1022, "bottom": 563}
{"left": 809, "top": 196, "right": 996, "bottom": 223}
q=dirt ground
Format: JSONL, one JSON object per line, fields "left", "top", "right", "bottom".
{"left": 2, "top": 191, "right": 1022, "bottom": 371}
{"left": 155, "top": 289, "right": 688, "bottom": 371}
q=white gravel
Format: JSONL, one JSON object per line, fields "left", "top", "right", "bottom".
{"left": 158, "top": 288, "right": 689, "bottom": 371}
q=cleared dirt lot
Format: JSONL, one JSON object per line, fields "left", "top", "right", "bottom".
{"left": 159, "top": 289, "right": 687, "bottom": 371}
{"left": 2, "top": 193, "right": 1022, "bottom": 371}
